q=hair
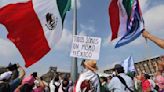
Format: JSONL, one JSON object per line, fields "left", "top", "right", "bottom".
{"left": 115, "top": 67, "right": 124, "bottom": 74}
{"left": 81, "top": 59, "right": 86, "bottom": 67}
{"left": 32, "top": 72, "right": 37, "bottom": 78}
{"left": 144, "top": 74, "right": 150, "bottom": 79}
{"left": 108, "top": 76, "right": 112, "bottom": 80}
{"left": 53, "top": 74, "right": 60, "bottom": 85}
{"left": 54, "top": 76, "right": 59, "bottom": 81}
{"left": 7, "top": 64, "right": 18, "bottom": 71}
{"left": 40, "top": 77, "right": 43, "bottom": 81}
{"left": 100, "top": 77, "right": 107, "bottom": 82}
{"left": 62, "top": 79, "right": 69, "bottom": 87}
{"left": 62, "top": 79, "right": 69, "bottom": 92}
{"left": 53, "top": 74, "right": 61, "bottom": 92}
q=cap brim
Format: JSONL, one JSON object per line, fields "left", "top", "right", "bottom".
{"left": 84, "top": 62, "right": 98, "bottom": 71}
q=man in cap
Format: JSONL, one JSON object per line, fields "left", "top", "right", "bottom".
{"left": 107, "top": 64, "right": 134, "bottom": 92}
{"left": 74, "top": 59, "right": 100, "bottom": 92}
{"left": 0, "top": 64, "right": 25, "bottom": 92}
{"left": 0, "top": 71, "right": 12, "bottom": 81}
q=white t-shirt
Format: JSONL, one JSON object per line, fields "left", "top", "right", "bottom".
{"left": 49, "top": 79, "right": 61, "bottom": 92}
{"left": 148, "top": 79, "right": 155, "bottom": 91}
{"left": 107, "top": 73, "right": 134, "bottom": 92}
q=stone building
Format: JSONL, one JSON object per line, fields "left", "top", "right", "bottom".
{"left": 135, "top": 56, "right": 164, "bottom": 74}
{"left": 41, "top": 66, "right": 70, "bottom": 83}
{"left": 104, "top": 55, "right": 164, "bottom": 75}
{"left": 41, "top": 66, "right": 58, "bottom": 83}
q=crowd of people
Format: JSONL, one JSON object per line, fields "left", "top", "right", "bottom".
{"left": 0, "top": 63, "right": 75, "bottom": 92}
{"left": 75, "top": 59, "right": 164, "bottom": 92}
{"left": 0, "top": 30, "right": 164, "bottom": 92}
{"left": 1, "top": 58, "right": 164, "bottom": 92}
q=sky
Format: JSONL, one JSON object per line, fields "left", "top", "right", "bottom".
{"left": 0, "top": 0, "right": 164, "bottom": 76}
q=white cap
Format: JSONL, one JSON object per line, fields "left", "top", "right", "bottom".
{"left": 0, "top": 71, "right": 12, "bottom": 81}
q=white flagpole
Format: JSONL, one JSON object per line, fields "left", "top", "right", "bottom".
{"left": 71, "top": 0, "right": 78, "bottom": 83}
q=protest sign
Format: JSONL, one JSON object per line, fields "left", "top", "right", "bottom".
{"left": 70, "top": 35, "right": 101, "bottom": 60}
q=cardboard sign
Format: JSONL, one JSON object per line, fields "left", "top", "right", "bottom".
{"left": 70, "top": 35, "right": 101, "bottom": 60}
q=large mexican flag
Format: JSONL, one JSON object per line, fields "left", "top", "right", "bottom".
{"left": 0, "top": 0, "right": 71, "bottom": 67}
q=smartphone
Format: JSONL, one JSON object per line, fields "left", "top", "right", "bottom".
{"left": 32, "top": 72, "right": 37, "bottom": 78}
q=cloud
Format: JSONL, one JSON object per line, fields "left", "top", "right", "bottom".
{"left": 0, "top": 39, "right": 17, "bottom": 57}
{"left": 80, "top": 24, "right": 96, "bottom": 33}
{"left": 102, "top": 36, "right": 111, "bottom": 47}
{"left": 129, "top": 37, "right": 145, "bottom": 46}
{"left": 99, "top": 61, "right": 119, "bottom": 71}
{"left": 55, "top": 27, "right": 94, "bottom": 51}
{"left": 55, "top": 19, "right": 96, "bottom": 52}
{"left": 55, "top": 29, "right": 72, "bottom": 51}
{"left": 0, "top": 0, "right": 29, "bottom": 8}
{"left": 79, "top": 30, "right": 87, "bottom": 36}
{"left": 79, "top": 20, "right": 96, "bottom": 34}
{"left": 143, "top": 5, "right": 164, "bottom": 34}
{"left": 139, "top": 0, "right": 149, "bottom": 12}
{"left": 102, "top": 35, "right": 122, "bottom": 47}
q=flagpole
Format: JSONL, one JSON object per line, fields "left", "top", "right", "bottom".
{"left": 71, "top": 0, "right": 78, "bottom": 83}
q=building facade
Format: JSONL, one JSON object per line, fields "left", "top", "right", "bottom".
{"left": 104, "top": 56, "right": 164, "bottom": 75}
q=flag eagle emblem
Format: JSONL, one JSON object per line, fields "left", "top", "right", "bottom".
{"left": 45, "top": 12, "right": 58, "bottom": 30}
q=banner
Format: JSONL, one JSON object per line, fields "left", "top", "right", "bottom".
{"left": 70, "top": 35, "right": 101, "bottom": 60}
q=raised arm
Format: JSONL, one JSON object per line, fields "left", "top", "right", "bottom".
{"left": 142, "top": 30, "right": 164, "bottom": 49}
{"left": 17, "top": 64, "right": 25, "bottom": 79}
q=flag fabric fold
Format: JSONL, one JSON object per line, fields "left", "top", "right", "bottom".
{"left": 109, "top": 0, "right": 144, "bottom": 48}
{"left": 0, "top": 0, "right": 71, "bottom": 67}
{"left": 74, "top": 70, "right": 100, "bottom": 92}
{"left": 121, "top": 56, "right": 135, "bottom": 74}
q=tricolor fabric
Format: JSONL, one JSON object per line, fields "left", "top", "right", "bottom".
{"left": 74, "top": 70, "right": 100, "bottom": 92}
{"left": 0, "top": 0, "right": 71, "bottom": 67}
{"left": 109, "top": 0, "right": 144, "bottom": 48}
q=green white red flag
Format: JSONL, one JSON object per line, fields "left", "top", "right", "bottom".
{"left": 0, "top": 0, "right": 71, "bottom": 67}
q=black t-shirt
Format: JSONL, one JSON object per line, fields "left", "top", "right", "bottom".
{"left": 0, "top": 82, "right": 10, "bottom": 92}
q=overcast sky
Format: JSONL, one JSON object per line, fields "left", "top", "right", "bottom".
{"left": 0, "top": 0, "right": 164, "bottom": 76}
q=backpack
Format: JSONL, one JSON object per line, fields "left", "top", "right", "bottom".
{"left": 54, "top": 82, "right": 61, "bottom": 92}
{"left": 154, "top": 85, "right": 159, "bottom": 92}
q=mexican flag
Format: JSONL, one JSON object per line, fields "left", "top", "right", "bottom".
{"left": 74, "top": 70, "right": 100, "bottom": 92}
{"left": 0, "top": 0, "right": 71, "bottom": 67}
{"left": 109, "top": 0, "right": 144, "bottom": 48}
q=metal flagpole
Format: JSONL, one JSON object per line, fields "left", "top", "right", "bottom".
{"left": 71, "top": 0, "right": 78, "bottom": 83}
